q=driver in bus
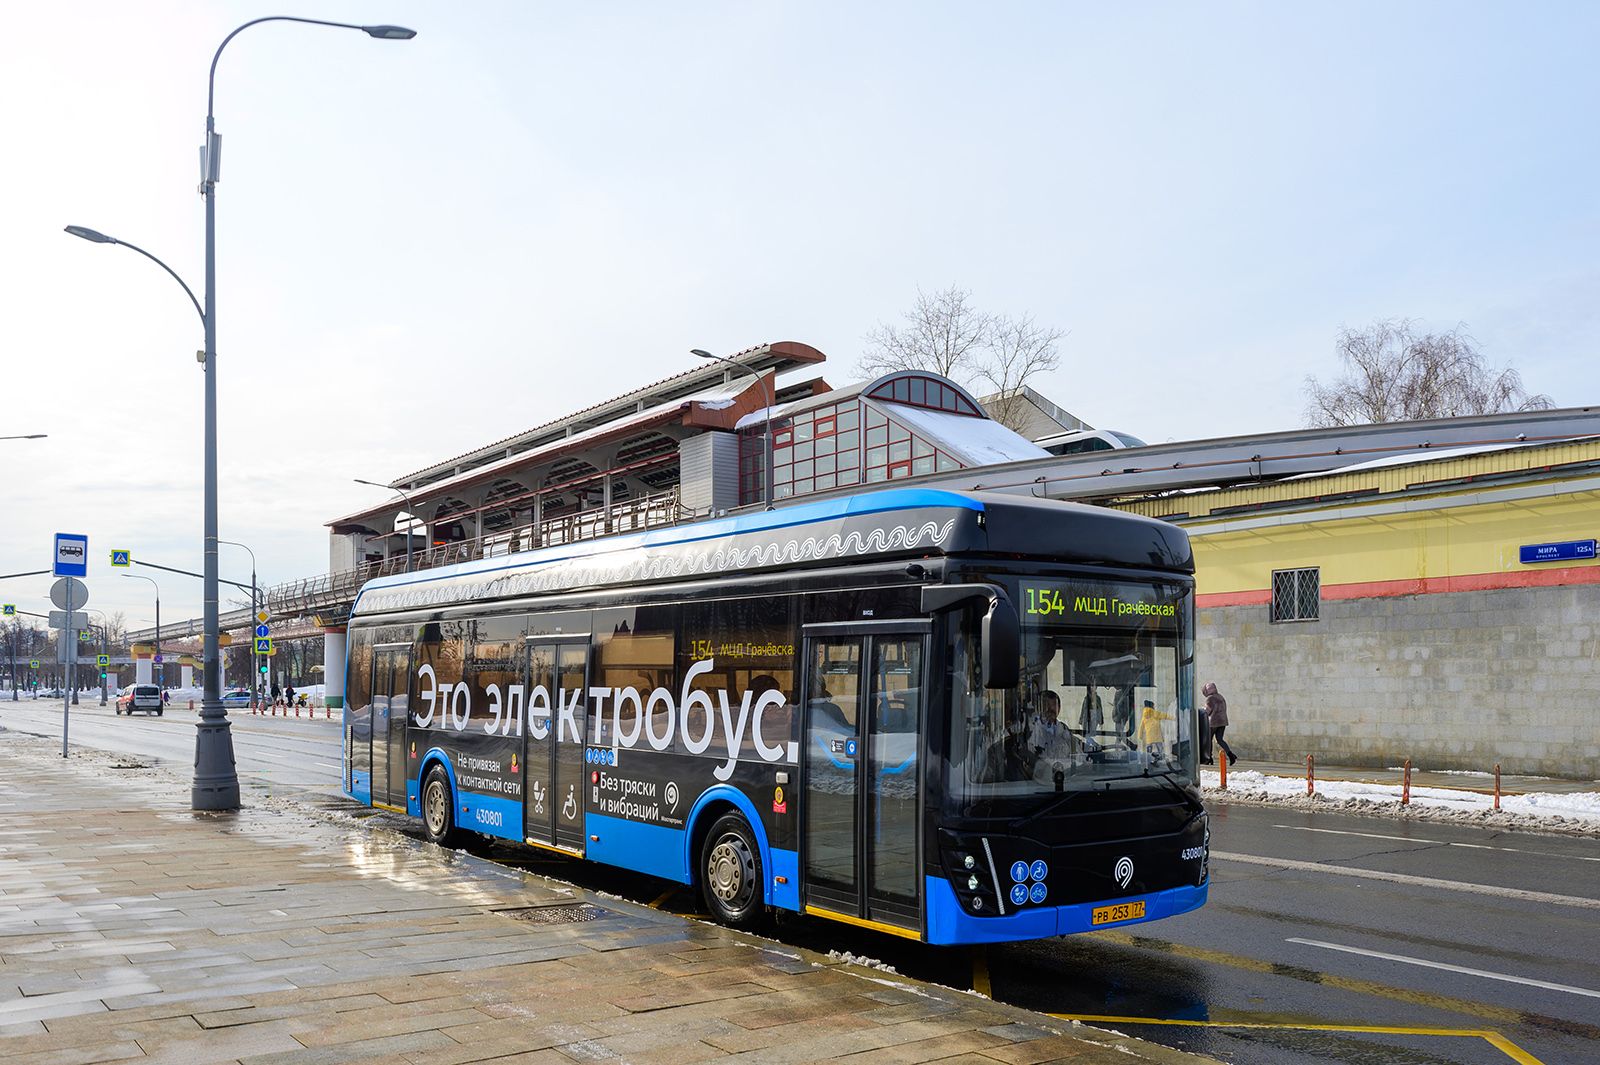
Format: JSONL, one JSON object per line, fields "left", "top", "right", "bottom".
{"left": 1027, "top": 690, "right": 1077, "bottom": 764}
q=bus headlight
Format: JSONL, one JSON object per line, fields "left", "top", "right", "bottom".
{"left": 967, "top": 874, "right": 980, "bottom": 891}
{"left": 963, "top": 854, "right": 976, "bottom": 870}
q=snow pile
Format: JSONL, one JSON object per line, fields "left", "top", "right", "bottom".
{"left": 1204, "top": 768, "right": 1600, "bottom": 832}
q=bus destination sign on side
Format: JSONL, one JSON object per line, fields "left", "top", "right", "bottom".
{"left": 1519, "top": 539, "right": 1596, "bottom": 565}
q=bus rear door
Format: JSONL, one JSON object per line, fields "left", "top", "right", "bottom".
{"left": 800, "top": 623, "right": 928, "bottom": 937}
{"left": 370, "top": 643, "right": 412, "bottom": 812}
{"left": 524, "top": 638, "right": 589, "bottom": 852}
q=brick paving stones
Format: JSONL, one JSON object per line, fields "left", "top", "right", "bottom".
{"left": 0, "top": 735, "right": 1215, "bottom": 1064}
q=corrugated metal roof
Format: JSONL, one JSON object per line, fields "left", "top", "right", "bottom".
{"left": 1114, "top": 438, "right": 1600, "bottom": 521}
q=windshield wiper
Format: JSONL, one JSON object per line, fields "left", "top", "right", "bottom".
{"left": 1098, "top": 765, "right": 1203, "bottom": 814}
{"left": 1009, "top": 783, "right": 1091, "bottom": 831}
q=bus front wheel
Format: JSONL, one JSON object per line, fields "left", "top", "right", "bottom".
{"left": 700, "top": 813, "right": 766, "bottom": 930}
{"left": 421, "top": 766, "right": 460, "bottom": 846}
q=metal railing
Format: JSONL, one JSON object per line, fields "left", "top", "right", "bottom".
{"left": 127, "top": 489, "right": 695, "bottom": 641}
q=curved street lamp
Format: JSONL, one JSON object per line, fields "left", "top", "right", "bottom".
{"left": 354, "top": 479, "right": 421, "bottom": 573}
{"left": 68, "top": 16, "right": 415, "bottom": 812}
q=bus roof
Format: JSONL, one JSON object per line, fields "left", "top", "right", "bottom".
{"left": 348, "top": 488, "right": 1189, "bottom": 618}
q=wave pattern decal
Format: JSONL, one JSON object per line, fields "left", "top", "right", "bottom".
{"left": 357, "top": 517, "right": 960, "bottom": 615}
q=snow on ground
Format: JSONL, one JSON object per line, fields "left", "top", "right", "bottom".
{"left": 1204, "top": 768, "right": 1600, "bottom": 835}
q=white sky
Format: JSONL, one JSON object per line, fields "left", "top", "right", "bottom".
{"left": 3, "top": 1, "right": 1597, "bottom": 626}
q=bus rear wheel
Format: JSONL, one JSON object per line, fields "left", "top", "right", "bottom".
{"left": 421, "top": 766, "right": 460, "bottom": 846}
{"left": 699, "top": 813, "right": 766, "bottom": 930}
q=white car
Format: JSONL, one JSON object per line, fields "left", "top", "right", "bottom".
{"left": 116, "top": 684, "right": 164, "bottom": 715}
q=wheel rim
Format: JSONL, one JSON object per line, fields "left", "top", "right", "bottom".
{"left": 424, "top": 778, "right": 448, "bottom": 837}
{"left": 707, "top": 833, "right": 756, "bottom": 913}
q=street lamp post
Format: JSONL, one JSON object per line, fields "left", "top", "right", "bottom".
{"left": 84, "top": 609, "right": 110, "bottom": 705}
{"left": 121, "top": 574, "right": 161, "bottom": 690}
{"left": 0, "top": 434, "right": 47, "bottom": 441}
{"left": 70, "top": 16, "right": 415, "bottom": 811}
{"left": 217, "top": 540, "right": 257, "bottom": 709}
{"left": 692, "top": 349, "right": 777, "bottom": 510}
{"left": 354, "top": 479, "right": 421, "bottom": 572}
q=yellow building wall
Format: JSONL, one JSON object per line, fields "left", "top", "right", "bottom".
{"left": 1188, "top": 488, "right": 1600, "bottom": 597}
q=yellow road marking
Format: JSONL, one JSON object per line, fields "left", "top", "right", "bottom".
{"left": 648, "top": 888, "right": 677, "bottom": 909}
{"left": 1052, "top": 1015, "right": 1544, "bottom": 1065}
{"left": 1088, "top": 929, "right": 1524, "bottom": 1025}
{"left": 970, "top": 946, "right": 991, "bottom": 997}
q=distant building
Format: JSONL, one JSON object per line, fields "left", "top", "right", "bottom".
{"left": 976, "top": 384, "right": 1091, "bottom": 441}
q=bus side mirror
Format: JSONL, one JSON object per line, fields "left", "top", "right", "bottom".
{"left": 918, "top": 582, "right": 1018, "bottom": 690}
{"left": 981, "top": 594, "right": 1019, "bottom": 691}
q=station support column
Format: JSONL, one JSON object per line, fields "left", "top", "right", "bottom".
{"left": 132, "top": 644, "right": 153, "bottom": 686}
{"left": 323, "top": 626, "right": 346, "bottom": 710}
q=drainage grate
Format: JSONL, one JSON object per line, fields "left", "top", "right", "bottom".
{"left": 495, "top": 903, "right": 608, "bottom": 924}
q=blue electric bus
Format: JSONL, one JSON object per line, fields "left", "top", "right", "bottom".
{"left": 343, "top": 488, "right": 1207, "bottom": 945}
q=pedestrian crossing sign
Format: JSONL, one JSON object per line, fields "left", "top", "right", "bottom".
{"left": 255, "top": 637, "right": 273, "bottom": 654}
{"left": 1, "top": 604, "right": 13, "bottom": 616}
{"left": 97, "top": 654, "right": 110, "bottom": 667}
{"left": 110, "top": 550, "right": 131, "bottom": 567}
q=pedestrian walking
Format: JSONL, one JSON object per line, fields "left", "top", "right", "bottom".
{"left": 270, "top": 684, "right": 281, "bottom": 706}
{"left": 285, "top": 684, "right": 296, "bottom": 709}
{"left": 1202, "top": 682, "right": 1236, "bottom": 766}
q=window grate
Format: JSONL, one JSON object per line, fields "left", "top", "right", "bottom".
{"left": 1271, "top": 567, "right": 1320, "bottom": 622}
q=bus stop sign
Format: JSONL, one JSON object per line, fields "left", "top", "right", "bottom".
{"left": 53, "top": 533, "right": 89, "bottom": 577}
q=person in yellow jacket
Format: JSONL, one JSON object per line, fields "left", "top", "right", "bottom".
{"left": 1136, "top": 698, "right": 1171, "bottom": 753}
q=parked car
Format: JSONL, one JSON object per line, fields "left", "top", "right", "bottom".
{"left": 116, "top": 684, "right": 163, "bottom": 716}
{"left": 220, "top": 689, "right": 253, "bottom": 708}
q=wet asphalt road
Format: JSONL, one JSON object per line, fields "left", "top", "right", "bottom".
{"left": 6, "top": 699, "right": 1596, "bottom": 1065}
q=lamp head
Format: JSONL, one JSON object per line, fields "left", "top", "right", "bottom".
{"left": 64, "top": 225, "right": 117, "bottom": 244}
{"left": 362, "top": 24, "right": 417, "bottom": 39}
{"left": 690, "top": 349, "right": 715, "bottom": 360}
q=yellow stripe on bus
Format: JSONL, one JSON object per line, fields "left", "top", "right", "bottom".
{"left": 804, "top": 905, "right": 922, "bottom": 941}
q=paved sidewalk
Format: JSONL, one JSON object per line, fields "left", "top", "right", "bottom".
{"left": 0, "top": 734, "right": 1215, "bottom": 1065}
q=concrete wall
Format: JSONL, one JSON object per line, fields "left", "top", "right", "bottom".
{"left": 1199, "top": 583, "right": 1600, "bottom": 779}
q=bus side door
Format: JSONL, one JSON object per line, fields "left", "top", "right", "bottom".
{"left": 800, "top": 623, "right": 928, "bottom": 936}
{"left": 524, "top": 638, "right": 589, "bottom": 852}
{"left": 370, "top": 643, "right": 413, "bottom": 812}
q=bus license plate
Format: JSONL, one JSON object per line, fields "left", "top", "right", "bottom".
{"left": 1091, "top": 901, "right": 1145, "bottom": 925}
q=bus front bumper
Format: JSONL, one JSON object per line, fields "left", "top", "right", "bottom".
{"left": 923, "top": 876, "right": 1207, "bottom": 945}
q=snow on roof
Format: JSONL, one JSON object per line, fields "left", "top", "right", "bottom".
{"left": 884, "top": 403, "right": 1050, "bottom": 466}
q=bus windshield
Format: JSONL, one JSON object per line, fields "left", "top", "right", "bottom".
{"left": 950, "top": 575, "right": 1197, "bottom": 808}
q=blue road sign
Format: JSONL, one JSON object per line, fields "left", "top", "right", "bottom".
{"left": 109, "top": 550, "right": 131, "bottom": 567}
{"left": 53, "top": 533, "right": 89, "bottom": 577}
{"left": 1519, "top": 539, "right": 1596, "bottom": 565}
{"left": 1, "top": 604, "right": 13, "bottom": 617}
{"left": 254, "top": 624, "right": 270, "bottom": 638}
{"left": 255, "top": 637, "right": 273, "bottom": 655}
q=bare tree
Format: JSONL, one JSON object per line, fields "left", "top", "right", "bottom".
{"left": 1304, "top": 319, "right": 1554, "bottom": 427}
{"left": 860, "top": 286, "right": 993, "bottom": 381}
{"left": 859, "top": 286, "right": 1063, "bottom": 432}
{"left": 978, "top": 313, "right": 1065, "bottom": 432}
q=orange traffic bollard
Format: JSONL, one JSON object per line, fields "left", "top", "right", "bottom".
{"left": 1306, "top": 754, "right": 1315, "bottom": 797}
{"left": 1494, "top": 763, "right": 1502, "bottom": 811}
{"left": 1401, "top": 758, "right": 1411, "bottom": 805}
{"left": 188, "top": 699, "right": 195, "bottom": 710}
{"left": 325, "top": 705, "right": 332, "bottom": 720}
{"left": 1218, "top": 751, "right": 1228, "bottom": 790}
